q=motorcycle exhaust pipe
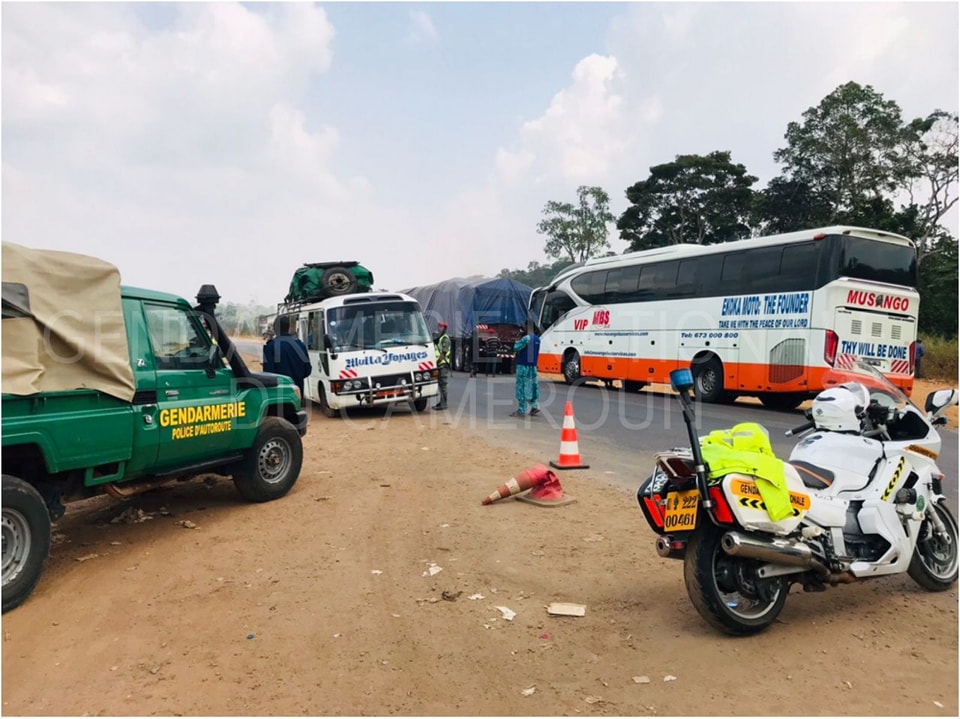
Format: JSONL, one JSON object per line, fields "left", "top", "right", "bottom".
{"left": 655, "top": 536, "right": 685, "bottom": 560}
{"left": 721, "top": 531, "right": 815, "bottom": 567}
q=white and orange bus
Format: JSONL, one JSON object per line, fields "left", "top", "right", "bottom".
{"left": 529, "top": 226, "right": 920, "bottom": 409}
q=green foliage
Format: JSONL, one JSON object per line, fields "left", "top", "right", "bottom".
{"left": 753, "top": 177, "right": 833, "bottom": 234}
{"left": 918, "top": 334, "right": 959, "bottom": 382}
{"left": 498, "top": 259, "right": 577, "bottom": 289}
{"left": 918, "top": 234, "right": 959, "bottom": 339}
{"left": 617, "top": 151, "right": 757, "bottom": 250}
{"left": 773, "top": 82, "right": 915, "bottom": 216}
{"left": 537, "top": 185, "right": 615, "bottom": 263}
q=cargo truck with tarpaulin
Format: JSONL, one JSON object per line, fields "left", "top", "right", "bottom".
{"left": 401, "top": 277, "right": 534, "bottom": 375}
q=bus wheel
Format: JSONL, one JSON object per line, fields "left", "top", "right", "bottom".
{"left": 562, "top": 351, "right": 581, "bottom": 385}
{"left": 623, "top": 380, "right": 646, "bottom": 393}
{"left": 693, "top": 357, "right": 725, "bottom": 403}
{"left": 759, "top": 393, "right": 805, "bottom": 411}
{"left": 317, "top": 384, "right": 338, "bottom": 418}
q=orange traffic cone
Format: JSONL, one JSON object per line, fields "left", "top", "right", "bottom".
{"left": 516, "top": 470, "right": 577, "bottom": 507}
{"left": 482, "top": 464, "right": 553, "bottom": 505}
{"left": 550, "top": 401, "right": 590, "bottom": 470}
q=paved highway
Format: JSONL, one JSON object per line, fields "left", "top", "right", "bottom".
{"left": 233, "top": 339, "right": 957, "bottom": 514}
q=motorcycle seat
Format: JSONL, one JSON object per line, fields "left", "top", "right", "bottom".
{"left": 789, "top": 460, "right": 835, "bottom": 489}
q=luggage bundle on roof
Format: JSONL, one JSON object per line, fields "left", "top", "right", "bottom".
{"left": 284, "top": 261, "right": 375, "bottom": 304}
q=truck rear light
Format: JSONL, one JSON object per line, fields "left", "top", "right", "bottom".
{"left": 909, "top": 340, "right": 916, "bottom": 375}
{"left": 824, "top": 330, "right": 839, "bottom": 366}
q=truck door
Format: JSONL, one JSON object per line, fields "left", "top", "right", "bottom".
{"left": 142, "top": 302, "right": 240, "bottom": 469}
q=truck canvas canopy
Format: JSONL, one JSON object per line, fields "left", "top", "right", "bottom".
{"left": 1, "top": 242, "right": 136, "bottom": 401}
{"left": 401, "top": 277, "right": 533, "bottom": 336}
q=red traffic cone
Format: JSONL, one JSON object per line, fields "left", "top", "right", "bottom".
{"left": 516, "top": 470, "right": 577, "bottom": 507}
{"left": 482, "top": 464, "right": 552, "bottom": 505}
{"left": 549, "top": 401, "right": 589, "bottom": 470}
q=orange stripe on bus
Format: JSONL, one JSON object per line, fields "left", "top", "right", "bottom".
{"left": 539, "top": 353, "right": 913, "bottom": 395}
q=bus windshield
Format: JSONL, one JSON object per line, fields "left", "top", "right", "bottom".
{"left": 328, "top": 302, "right": 431, "bottom": 351}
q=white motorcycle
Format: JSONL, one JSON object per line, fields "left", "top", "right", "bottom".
{"left": 637, "top": 360, "right": 958, "bottom": 635}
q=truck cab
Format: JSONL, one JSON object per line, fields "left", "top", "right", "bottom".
{"left": 2, "top": 243, "right": 307, "bottom": 612}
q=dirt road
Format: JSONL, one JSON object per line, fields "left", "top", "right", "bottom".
{"left": 2, "top": 376, "right": 957, "bottom": 716}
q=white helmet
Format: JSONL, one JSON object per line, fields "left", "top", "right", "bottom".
{"left": 812, "top": 382, "right": 870, "bottom": 432}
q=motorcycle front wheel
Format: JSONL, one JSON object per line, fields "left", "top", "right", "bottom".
{"left": 684, "top": 523, "right": 788, "bottom": 636}
{"left": 908, "top": 500, "right": 959, "bottom": 591}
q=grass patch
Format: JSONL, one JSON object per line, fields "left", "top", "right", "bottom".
{"left": 920, "top": 334, "right": 958, "bottom": 382}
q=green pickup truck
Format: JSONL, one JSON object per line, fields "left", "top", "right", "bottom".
{"left": 1, "top": 243, "right": 308, "bottom": 612}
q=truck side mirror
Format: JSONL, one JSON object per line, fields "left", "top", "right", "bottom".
{"left": 324, "top": 334, "right": 338, "bottom": 361}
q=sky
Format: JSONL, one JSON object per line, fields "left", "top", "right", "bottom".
{"left": 2, "top": 1, "right": 957, "bottom": 306}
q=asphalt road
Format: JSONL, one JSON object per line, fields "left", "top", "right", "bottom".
{"left": 233, "top": 339, "right": 957, "bottom": 515}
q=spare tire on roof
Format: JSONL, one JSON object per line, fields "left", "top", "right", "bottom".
{"left": 320, "top": 266, "right": 359, "bottom": 296}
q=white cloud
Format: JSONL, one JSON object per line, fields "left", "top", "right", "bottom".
{"left": 496, "top": 54, "right": 638, "bottom": 186}
{"left": 406, "top": 10, "right": 438, "bottom": 45}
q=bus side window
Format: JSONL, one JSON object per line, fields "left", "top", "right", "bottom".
{"left": 676, "top": 259, "right": 700, "bottom": 298}
{"left": 743, "top": 246, "right": 782, "bottom": 294}
{"left": 571, "top": 270, "right": 607, "bottom": 304}
{"left": 619, "top": 265, "right": 642, "bottom": 302}
{"left": 603, "top": 268, "right": 624, "bottom": 304}
{"left": 781, "top": 242, "right": 821, "bottom": 291}
{"left": 719, "top": 253, "right": 744, "bottom": 292}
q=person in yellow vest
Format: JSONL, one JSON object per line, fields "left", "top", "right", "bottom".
{"left": 434, "top": 321, "right": 452, "bottom": 410}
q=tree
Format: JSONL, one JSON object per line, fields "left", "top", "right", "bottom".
{"left": 901, "top": 110, "right": 959, "bottom": 261}
{"left": 917, "top": 231, "right": 959, "bottom": 338}
{"left": 773, "top": 82, "right": 916, "bottom": 218}
{"left": 617, "top": 151, "right": 758, "bottom": 250}
{"left": 753, "top": 177, "right": 833, "bottom": 234}
{"left": 498, "top": 259, "right": 577, "bottom": 289}
{"left": 536, "top": 185, "right": 614, "bottom": 263}
{"left": 763, "top": 83, "right": 958, "bottom": 337}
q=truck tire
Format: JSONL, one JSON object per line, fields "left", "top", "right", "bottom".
{"left": 232, "top": 418, "right": 303, "bottom": 503}
{"left": 2, "top": 475, "right": 51, "bottom": 613}
{"left": 320, "top": 266, "right": 359, "bottom": 296}
{"left": 452, "top": 341, "right": 464, "bottom": 372}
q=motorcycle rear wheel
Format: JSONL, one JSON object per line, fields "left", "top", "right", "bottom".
{"left": 684, "top": 523, "right": 788, "bottom": 636}
{"left": 908, "top": 500, "right": 959, "bottom": 591}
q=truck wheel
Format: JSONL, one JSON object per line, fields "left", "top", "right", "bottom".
{"left": 453, "top": 342, "right": 464, "bottom": 372}
{"left": 320, "top": 266, "right": 359, "bottom": 296}
{"left": 232, "top": 418, "right": 303, "bottom": 503}
{"left": 623, "top": 380, "right": 646, "bottom": 393}
{"left": 317, "top": 384, "right": 338, "bottom": 418}
{"left": 2, "top": 475, "right": 51, "bottom": 613}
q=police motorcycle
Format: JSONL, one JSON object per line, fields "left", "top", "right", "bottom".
{"left": 637, "top": 360, "right": 958, "bottom": 635}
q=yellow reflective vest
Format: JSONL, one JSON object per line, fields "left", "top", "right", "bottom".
{"left": 435, "top": 333, "right": 451, "bottom": 367}
{"left": 700, "top": 422, "right": 792, "bottom": 522}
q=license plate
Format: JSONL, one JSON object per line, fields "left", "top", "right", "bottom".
{"left": 375, "top": 389, "right": 405, "bottom": 399}
{"left": 663, "top": 489, "right": 699, "bottom": 531}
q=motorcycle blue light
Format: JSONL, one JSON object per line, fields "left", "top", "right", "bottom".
{"left": 670, "top": 368, "right": 694, "bottom": 391}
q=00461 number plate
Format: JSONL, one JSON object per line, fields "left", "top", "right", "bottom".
{"left": 663, "top": 489, "right": 699, "bottom": 531}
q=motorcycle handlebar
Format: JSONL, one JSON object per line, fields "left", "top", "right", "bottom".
{"left": 785, "top": 420, "right": 815, "bottom": 437}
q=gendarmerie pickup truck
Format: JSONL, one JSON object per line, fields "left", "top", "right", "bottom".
{"left": 1, "top": 243, "right": 308, "bottom": 612}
